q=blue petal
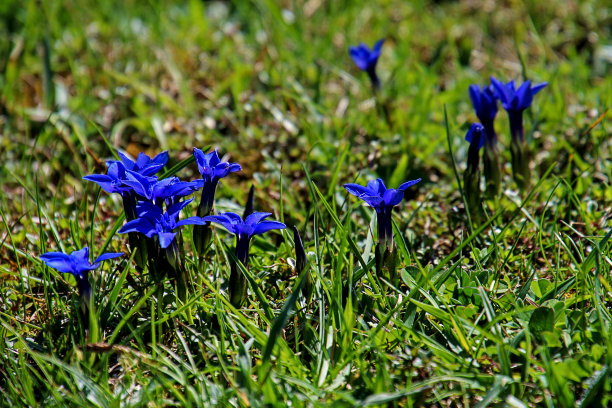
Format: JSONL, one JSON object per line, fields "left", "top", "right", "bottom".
{"left": 531, "top": 82, "right": 548, "bottom": 95}
{"left": 119, "top": 218, "right": 157, "bottom": 237}
{"left": 397, "top": 178, "right": 422, "bottom": 191}
{"left": 343, "top": 183, "right": 372, "bottom": 198}
{"left": 245, "top": 212, "right": 272, "bottom": 227}
{"left": 382, "top": 189, "right": 405, "bottom": 207}
{"left": 118, "top": 151, "right": 136, "bottom": 171}
{"left": 167, "top": 198, "right": 194, "bottom": 220}
{"left": 93, "top": 252, "right": 124, "bottom": 264}
{"left": 175, "top": 216, "right": 208, "bottom": 227}
{"left": 40, "top": 252, "right": 75, "bottom": 274}
{"left": 82, "top": 174, "right": 119, "bottom": 194}
{"left": 349, "top": 46, "right": 369, "bottom": 71}
{"left": 367, "top": 179, "right": 386, "bottom": 196}
{"left": 158, "top": 232, "right": 177, "bottom": 249}
{"left": 253, "top": 221, "right": 286, "bottom": 235}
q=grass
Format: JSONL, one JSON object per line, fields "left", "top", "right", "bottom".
{"left": 1, "top": 0, "right": 612, "bottom": 406}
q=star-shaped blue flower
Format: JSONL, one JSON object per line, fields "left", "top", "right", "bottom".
{"left": 193, "top": 148, "right": 242, "bottom": 186}
{"left": 119, "top": 199, "right": 206, "bottom": 248}
{"left": 40, "top": 247, "right": 123, "bottom": 299}
{"left": 203, "top": 212, "right": 286, "bottom": 265}
{"left": 349, "top": 39, "right": 384, "bottom": 73}
{"left": 490, "top": 77, "right": 547, "bottom": 113}
{"left": 344, "top": 178, "right": 420, "bottom": 249}
{"left": 349, "top": 39, "right": 385, "bottom": 89}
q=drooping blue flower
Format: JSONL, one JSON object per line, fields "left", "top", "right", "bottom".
{"left": 192, "top": 148, "right": 242, "bottom": 255}
{"left": 344, "top": 178, "right": 421, "bottom": 249}
{"left": 40, "top": 247, "right": 123, "bottom": 300}
{"left": 203, "top": 211, "right": 286, "bottom": 307}
{"left": 107, "top": 150, "right": 169, "bottom": 177}
{"left": 490, "top": 77, "right": 548, "bottom": 142}
{"left": 349, "top": 39, "right": 385, "bottom": 89}
{"left": 119, "top": 198, "right": 206, "bottom": 248}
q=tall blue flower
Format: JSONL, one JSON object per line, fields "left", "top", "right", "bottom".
{"left": 118, "top": 198, "right": 206, "bottom": 249}
{"left": 344, "top": 178, "right": 420, "bottom": 284}
{"left": 40, "top": 247, "right": 123, "bottom": 301}
{"left": 344, "top": 178, "right": 420, "bottom": 249}
{"left": 192, "top": 148, "right": 241, "bottom": 255}
{"left": 469, "top": 84, "right": 498, "bottom": 146}
{"left": 490, "top": 77, "right": 547, "bottom": 143}
{"left": 490, "top": 77, "right": 547, "bottom": 191}
{"left": 469, "top": 84, "right": 501, "bottom": 197}
{"left": 203, "top": 211, "right": 286, "bottom": 306}
{"left": 349, "top": 39, "right": 384, "bottom": 89}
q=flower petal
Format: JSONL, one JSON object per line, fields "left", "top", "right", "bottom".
{"left": 119, "top": 217, "right": 157, "bottom": 237}
{"left": 253, "top": 221, "right": 286, "bottom": 235}
{"left": 397, "top": 178, "right": 422, "bottom": 191}
{"left": 158, "top": 232, "right": 177, "bottom": 249}
{"left": 245, "top": 212, "right": 272, "bottom": 227}
{"left": 93, "top": 252, "right": 124, "bottom": 264}
{"left": 40, "top": 252, "right": 75, "bottom": 274}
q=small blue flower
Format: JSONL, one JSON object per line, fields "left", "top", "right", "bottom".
{"left": 490, "top": 77, "right": 548, "bottom": 113}
{"left": 119, "top": 199, "right": 206, "bottom": 248}
{"left": 193, "top": 148, "right": 242, "bottom": 184}
{"left": 192, "top": 148, "right": 242, "bottom": 254}
{"left": 349, "top": 39, "right": 384, "bottom": 72}
{"left": 109, "top": 150, "right": 169, "bottom": 177}
{"left": 203, "top": 211, "right": 286, "bottom": 307}
{"left": 469, "top": 84, "right": 498, "bottom": 143}
{"left": 344, "top": 178, "right": 420, "bottom": 249}
{"left": 40, "top": 247, "right": 123, "bottom": 299}
{"left": 349, "top": 39, "right": 385, "bottom": 89}
{"left": 203, "top": 212, "right": 286, "bottom": 265}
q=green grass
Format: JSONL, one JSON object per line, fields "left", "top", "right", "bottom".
{"left": 1, "top": 0, "right": 612, "bottom": 406}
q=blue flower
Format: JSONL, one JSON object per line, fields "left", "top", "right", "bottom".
{"left": 490, "top": 77, "right": 548, "bottom": 113}
{"left": 122, "top": 173, "right": 199, "bottom": 204}
{"left": 344, "top": 178, "right": 421, "bottom": 249}
{"left": 192, "top": 148, "right": 242, "bottom": 255}
{"left": 108, "top": 150, "right": 169, "bottom": 177}
{"left": 119, "top": 199, "right": 206, "bottom": 248}
{"left": 40, "top": 247, "right": 123, "bottom": 299}
{"left": 203, "top": 212, "right": 285, "bottom": 264}
{"left": 203, "top": 211, "right": 286, "bottom": 307}
{"left": 469, "top": 84, "right": 498, "bottom": 144}
{"left": 193, "top": 148, "right": 242, "bottom": 185}
{"left": 349, "top": 39, "right": 385, "bottom": 89}
{"left": 490, "top": 77, "right": 547, "bottom": 191}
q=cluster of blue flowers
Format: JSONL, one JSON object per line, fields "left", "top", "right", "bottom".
{"left": 40, "top": 148, "right": 286, "bottom": 308}
{"left": 39, "top": 37, "right": 548, "bottom": 318}
{"left": 468, "top": 77, "right": 547, "bottom": 198}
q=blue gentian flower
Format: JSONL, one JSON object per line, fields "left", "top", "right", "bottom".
{"left": 349, "top": 39, "right": 384, "bottom": 89}
{"left": 203, "top": 212, "right": 286, "bottom": 265}
{"left": 123, "top": 173, "right": 199, "bottom": 206}
{"left": 465, "top": 123, "right": 485, "bottom": 157}
{"left": 203, "top": 211, "right": 285, "bottom": 307}
{"left": 119, "top": 198, "right": 206, "bottom": 249}
{"left": 343, "top": 178, "right": 420, "bottom": 250}
{"left": 40, "top": 247, "right": 123, "bottom": 300}
{"left": 469, "top": 84, "right": 502, "bottom": 197}
{"left": 490, "top": 77, "right": 547, "bottom": 191}
{"left": 108, "top": 150, "right": 169, "bottom": 177}
{"left": 468, "top": 84, "right": 498, "bottom": 146}
{"left": 192, "top": 148, "right": 241, "bottom": 255}
{"left": 490, "top": 77, "right": 547, "bottom": 143}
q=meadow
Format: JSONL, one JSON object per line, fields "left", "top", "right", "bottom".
{"left": 1, "top": 0, "right": 611, "bottom": 406}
